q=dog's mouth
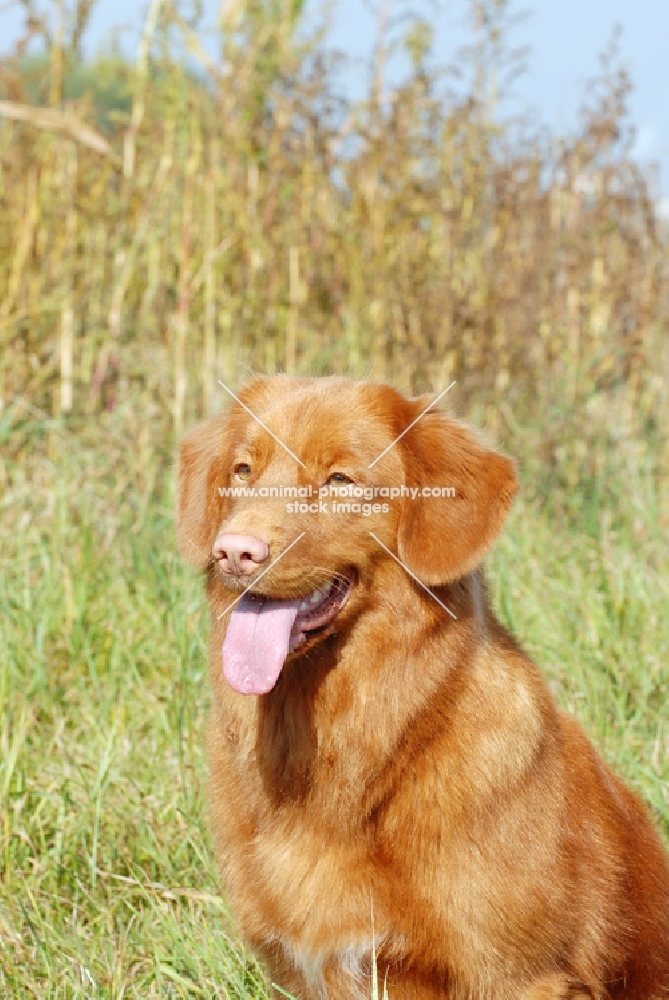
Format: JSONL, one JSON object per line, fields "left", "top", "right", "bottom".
{"left": 221, "top": 570, "right": 356, "bottom": 696}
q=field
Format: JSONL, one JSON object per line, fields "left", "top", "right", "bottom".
{"left": 1, "top": 0, "right": 668, "bottom": 996}
{"left": 1, "top": 401, "right": 668, "bottom": 998}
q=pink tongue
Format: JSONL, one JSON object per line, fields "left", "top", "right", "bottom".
{"left": 222, "top": 593, "right": 300, "bottom": 695}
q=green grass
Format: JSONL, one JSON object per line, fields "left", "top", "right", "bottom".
{"left": 0, "top": 411, "right": 269, "bottom": 998}
{"left": 1, "top": 411, "right": 667, "bottom": 997}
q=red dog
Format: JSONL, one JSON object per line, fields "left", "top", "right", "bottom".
{"left": 177, "top": 375, "right": 669, "bottom": 999}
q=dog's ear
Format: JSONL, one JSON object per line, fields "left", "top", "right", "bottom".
{"left": 397, "top": 406, "right": 518, "bottom": 585}
{"left": 176, "top": 414, "right": 231, "bottom": 567}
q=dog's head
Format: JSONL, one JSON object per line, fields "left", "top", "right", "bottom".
{"left": 177, "top": 375, "right": 517, "bottom": 694}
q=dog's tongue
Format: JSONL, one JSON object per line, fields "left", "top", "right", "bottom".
{"left": 222, "top": 594, "right": 300, "bottom": 695}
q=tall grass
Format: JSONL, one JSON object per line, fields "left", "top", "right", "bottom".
{"left": 1, "top": 0, "right": 667, "bottom": 459}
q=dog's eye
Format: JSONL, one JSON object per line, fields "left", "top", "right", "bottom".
{"left": 327, "top": 472, "right": 353, "bottom": 485}
{"left": 234, "top": 463, "right": 252, "bottom": 480}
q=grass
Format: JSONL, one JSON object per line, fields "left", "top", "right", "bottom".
{"left": 0, "top": 410, "right": 266, "bottom": 997}
{"left": 1, "top": 0, "right": 667, "bottom": 446}
{"left": 0, "top": 404, "right": 667, "bottom": 997}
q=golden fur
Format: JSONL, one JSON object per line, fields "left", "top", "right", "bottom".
{"left": 177, "top": 375, "right": 669, "bottom": 999}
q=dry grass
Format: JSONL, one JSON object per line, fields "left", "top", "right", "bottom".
{"left": 0, "top": 0, "right": 667, "bottom": 456}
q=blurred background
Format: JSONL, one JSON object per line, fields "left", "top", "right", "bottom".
{"left": 1, "top": 0, "right": 668, "bottom": 453}
{"left": 1, "top": 5, "right": 668, "bottom": 995}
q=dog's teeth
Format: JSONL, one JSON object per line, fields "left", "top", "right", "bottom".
{"left": 323, "top": 581, "right": 333, "bottom": 593}
{"left": 299, "top": 600, "right": 309, "bottom": 611}
{"left": 310, "top": 590, "right": 322, "bottom": 604}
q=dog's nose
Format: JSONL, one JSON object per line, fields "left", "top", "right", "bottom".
{"left": 212, "top": 533, "right": 269, "bottom": 576}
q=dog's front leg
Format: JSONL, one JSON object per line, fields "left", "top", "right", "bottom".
{"left": 518, "top": 975, "right": 594, "bottom": 1000}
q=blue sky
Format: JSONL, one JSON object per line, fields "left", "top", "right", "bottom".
{"left": 2, "top": 0, "right": 668, "bottom": 198}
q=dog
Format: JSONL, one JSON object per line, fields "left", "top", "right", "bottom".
{"left": 177, "top": 375, "right": 669, "bottom": 999}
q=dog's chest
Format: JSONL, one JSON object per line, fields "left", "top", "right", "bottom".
{"left": 247, "top": 807, "right": 369, "bottom": 925}
{"left": 282, "top": 936, "right": 379, "bottom": 1000}
{"left": 229, "top": 815, "right": 388, "bottom": 998}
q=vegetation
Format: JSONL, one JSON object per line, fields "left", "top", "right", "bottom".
{"left": 0, "top": 0, "right": 667, "bottom": 995}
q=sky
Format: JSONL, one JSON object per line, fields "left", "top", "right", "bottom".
{"left": 2, "top": 0, "right": 668, "bottom": 201}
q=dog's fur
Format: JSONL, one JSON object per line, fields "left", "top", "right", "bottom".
{"left": 177, "top": 375, "right": 669, "bottom": 1000}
